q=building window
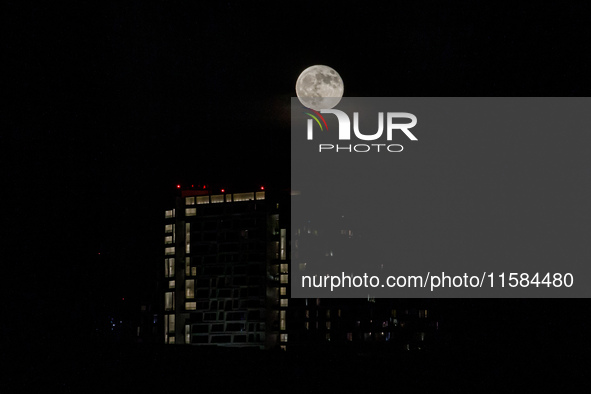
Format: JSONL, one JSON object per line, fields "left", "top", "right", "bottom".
{"left": 280, "top": 310, "right": 286, "bottom": 330}
{"left": 168, "top": 336, "right": 175, "bottom": 344}
{"left": 211, "top": 194, "right": 224, "bottom": 203}
{"left": 165, "top": 209, "right": 174, "bottom": 219}
{"left": 280, "top": 334, "right": 288, "bottom": 342}
{"left": 165, "top": 247, "right": 175, "bottom": 256}
{"left": 185, "top": 223, "right": 190, "bottom": 253}
{"left": 280, "top": 275, "right": 288, "bottom": 284}
{"left": 185, "top": 302, "right": 196, "bottom": 311}
{"left": 186, "top": 279, "right": 195, "bottom": 299}
{"left": 280, "top": 287, "right": 287, "bottom": 296}
{"left": 255, "top": 191, "right": 265, "bottom": 200}
{"left": 186, "top": 208, "right": 196, "bottom": 217}
{"left": 280, "top": 299, "right": 288, "bottom": 307}
{"left": 280, "top": 264, "right": 288, "bottom": 273}
{"left": 165, "top": 236, "right": 173, "bottom": 244}
{"left": 165, "top": 224, "right": 173, "bottom": 233}
{"left": 326, "top": 322, "right": 331, "bottom": 330}
{"left": 185, "top": 257, "right": 191, "bottom": 276}
{"left": 165, "top": 258, "right": 175, "bottom": 277}
{"left": 185, "top": 197, "right": 195, "bottom": 205}
{"left": 280, "top": 229, "right": 286, "bottom": 260}
{"left": 169, "top": 280, "right": 175, "bottom": 289}
{"left": 165, "top": 292, "right": 175, "bottom": 311}
{"left": 305, "top": 322, "right": 310, "bottom": 330}
{"left": 191, "top": 267, "right": 196, "bottom": 276}
{"left": 185, "top": 324, "right": 191, "bottom": 344}
{"left": 196, "top": 196, "right": 209, "bottom": 204}
{"left": 233, "top": 192, "right": 254, "bottom": 202}
{"left": 169, "top": 314, "right": 175, "bottom": 333}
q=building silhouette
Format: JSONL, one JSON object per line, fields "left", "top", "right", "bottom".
{"left": 163, "top": 185, "right": 290, "bottom": 349}
{"left": 162, "top": 185, "right": 439, "bottom": 351}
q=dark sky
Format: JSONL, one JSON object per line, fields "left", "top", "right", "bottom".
{"left": 4, "top": 2, "right": 590, "bottom": 343}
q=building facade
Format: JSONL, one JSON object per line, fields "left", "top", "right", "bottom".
{"left": 162, "top": 185, "right": 438, "bottom": 352}
{"left": 163, "top": 186, "right": 290, "bottom": 349}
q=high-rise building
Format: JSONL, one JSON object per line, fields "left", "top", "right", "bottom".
{"left": 162, "top": 185, "right": 439, "bottom": 352}
{"left": 163, "top": 185, "right": 290, "bottom": 349}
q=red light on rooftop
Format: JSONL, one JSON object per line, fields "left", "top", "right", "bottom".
{"left": 176, "top": 184, "right": 181, "bottom": 189}
{"left": 261, "top": 186, "right": 265, "bottom": 190}
{"left": 221, "top": 189, "right": 225, "bottom": 193}
{"left": 191, "top": 185, "right": 194, "bottom": 188}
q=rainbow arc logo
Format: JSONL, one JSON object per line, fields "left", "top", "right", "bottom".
{"left": 303, "top": 108, "right": 329, "bottom": 131}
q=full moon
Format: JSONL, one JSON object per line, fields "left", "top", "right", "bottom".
{"left": 295, "top": 65, "right": 344, "bottom": 110}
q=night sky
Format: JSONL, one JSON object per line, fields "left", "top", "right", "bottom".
{"left": 5, "top": 2, "right": 591, "bottom": 349}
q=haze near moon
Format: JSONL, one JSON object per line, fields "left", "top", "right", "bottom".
{"left": 295, "top": 65, "right": 344, "bottom": 110}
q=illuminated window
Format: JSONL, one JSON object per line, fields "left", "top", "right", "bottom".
{"left": 165, "top": 210, "right": 174, "bottom": 219}
{"left": 280, "top": 299, "right": 288, "bottom": 307}
{"left": 326, "top": 333, "right": 330, "bottom": 341}
{"left": 165, "top": 292, "right": 175, "bottom": 311}
{"left": 165, "top": 236, "right": 173, "bottom": 244}
{"left": 280, "top": 310, "right": 286, "bottom": 330}
{"left": 326, "top": 322, "right": 331, "bottom": 330}
{"left": 186, "top": 208, "right": 196, "bottom": 216}
{"left": 280, "top": 287, "right": 287, "bottom": 296}
{"left": 165, "top": 224, "right": 173, "bottom": 233}
{"left": 185, "top": 302, "right": 196, "bottom": 311}
{"left": 233, "top": 192, "right": 254, "bottom": 202}
{"left": 169, "top": 315, "right": 175, "bottom": 333}
{"left": 196, "top": 196, "right": 209, "bottom": 204}
{"left": 338, "top": 309, "right": 341, "bottom": 317}
{"left": 280, "top": 275, "right": 288, "bottom": 284}
{"left": 165, "top": 258, "right": 175, "bottom": 277}
{"left": 280, "top": 264, "right": 288, "bottom": 273}
{"left": 280, "top": 334, "right": 288, "bottom": 342}
{"left": 185, "top": 223, "right": 190, "bottom": 253}
{"left": 280, "top": 229, "right": 286, "bottom": 260}
{"left": 169, "top": 280, "right": 175, "bottom": 289}
{"left": 305, "top": 310, "right": 309, "bottom": 318}
{"left": 168, "top": 336, "right": 175, "bottom": 344}
{"left": 305, "top": 322, "right": 310, "bottom": 330}
{"left": 165, "top": 247, "right": 175, "bottom": 256}
{"left": 185, "top": 257, "right": 191, "bottom": 276}
{"left": 185, "top": 324, "right": 191, "bottom": 344}
{"left": 164, "top": 314, "right": 169, "bottom": 339}
{"left": 255, "top": 191, "right": 265, "bottom": 200}
{"left": 347, "top": 333, "right": 353, "bottom": 341}
{"left": 280, "top": 345, "right": 286, "bottom": 351}
{"left": 185, "top": 197, "right": 195, "bottom": 205}
{"left": 326, "top": 310, "right": 331, "bottom": 318}
{"left": 191, "top": 267, "right": 196, "bottom": 276}
{"left": 186, "top": 279, "right": 195, "bottom": 299}
{"left": 211, "top": 194, "right": 224, "bottom": 203}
